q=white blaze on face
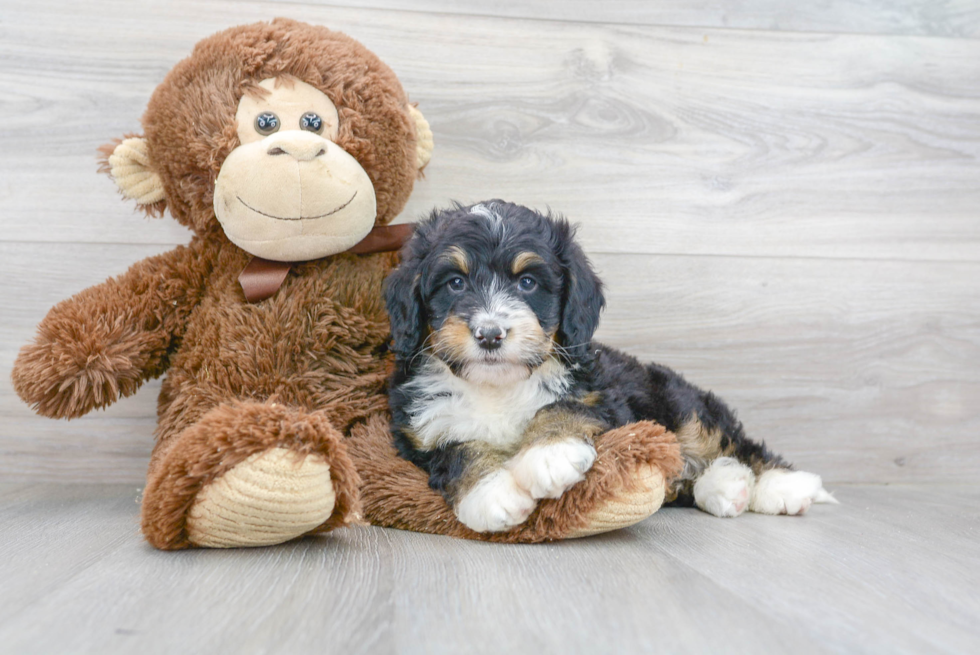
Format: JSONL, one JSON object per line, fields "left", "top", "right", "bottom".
{"left": 213, "top": 77, "right": 377, "bottom": 262}
{"left": 461, "top": 281, "right": 552, "bottom": 385}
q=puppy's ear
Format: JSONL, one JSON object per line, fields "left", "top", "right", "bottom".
{"left": 384, "top": 252, "right": 426, "bottom": 358}
{"left": 556, "top": 222, "right": 605, "bottom": 360}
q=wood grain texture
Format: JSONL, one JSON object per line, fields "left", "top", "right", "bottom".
{"left": 3, "top": 243, "right": 977, "bottom": 484}
{"left": 593, "top": 252, "right": 980, "bottom": 484}
{"left": 633, "top": 484, "right": 980, "bottom": 654}
{"left": 1, "top": 1, "right": 978, "bottom": 486}
{"left": 1, "top": 1, "right": 979, "bottom": 261}
{"left": 0, "top": 483, "right": 977, "bottom": 654}
{"left": 265, "top": 0, "right": 980, "bottom": 38}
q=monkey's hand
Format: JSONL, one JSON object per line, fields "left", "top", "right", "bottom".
{"left": 12, "top": 241, "right": 211, "bottom": 419}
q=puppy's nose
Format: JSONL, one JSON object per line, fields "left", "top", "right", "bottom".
{"left": 474, "top": 326, "right": 506, "bottom": 351}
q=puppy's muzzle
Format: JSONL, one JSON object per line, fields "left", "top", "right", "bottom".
{"left": 474, "top": 325, "right": 507, "bottom": 351}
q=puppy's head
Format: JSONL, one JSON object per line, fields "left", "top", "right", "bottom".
{"left": 384, "top": 200, "right": 605, "bottom": 385}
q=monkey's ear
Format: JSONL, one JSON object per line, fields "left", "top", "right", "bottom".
{"left": 408, "top": 105, "right": 434, "bottom": 173}
{"left": 384, "top": 253, "right": 426, "bottom": 358}
{"left": 98, "top": 137, "right": 167, "bottom": 212}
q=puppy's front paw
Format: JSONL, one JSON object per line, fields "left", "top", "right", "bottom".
{"left": 508, "top": 438, "right": 597, "bottom": 499}
{"left": 750, "top": 469, "right": 839, "bottom": 515}
{"left": 693, "top": 457, "right": 755, "bottom": 518}
{"left": 455, "top": 469, "right": 537, "bottom": 533}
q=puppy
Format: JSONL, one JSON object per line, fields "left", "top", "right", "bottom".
{"left": 384, "top": 200, "right": 836, "bottom": 533}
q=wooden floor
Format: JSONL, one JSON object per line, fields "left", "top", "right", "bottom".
{"left": 2, "top": 1, "right": 979, "bottom": 653}
{"left": 1, "top": 482, "right": 977, "bottom": 654}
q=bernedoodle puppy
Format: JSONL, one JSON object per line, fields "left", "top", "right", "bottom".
{"left": 384, "top": 200, "right": 836, "bottom": 532}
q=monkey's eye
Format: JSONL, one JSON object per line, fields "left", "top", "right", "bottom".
{"left": 255, "top": 112, "right": 280, "bottom": 135}
{"left": 518, "top": 276, "right": 537, "bottom": 292}
{"left": 300, "top": 112, "right": 324, "bottom": 134}
{"left": 447, "top": 277, "right": 466, "bottom": 293}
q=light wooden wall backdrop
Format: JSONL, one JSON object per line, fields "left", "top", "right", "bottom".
{"left": 1, "top": 0, "right": 978, "bottom": 484}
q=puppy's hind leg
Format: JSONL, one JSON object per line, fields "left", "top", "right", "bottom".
{"left": 671, "top": 402, "right": 838, "bottom": 517}
{"left": 750, "top": 468, "right": 839, "bottom": 516}
{"left": 665, "top": 386, "right": 814, "bottom": 518}
{"left": 692, "top": 457, "right": 755, "bottom": 518}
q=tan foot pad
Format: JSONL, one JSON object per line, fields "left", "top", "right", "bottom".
{"left": 566, "top": 465, "right": 666, "bottom": 539}
{"left": 186, "top": 447, "right": 335, "bottom": 548}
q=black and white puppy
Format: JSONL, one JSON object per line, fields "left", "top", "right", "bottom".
{"left": 384, "top": 201, "right": 835, "bottom": 533}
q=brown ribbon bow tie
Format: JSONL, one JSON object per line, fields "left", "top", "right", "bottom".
{"left": 238, "top": 223, "right": 415, "bottom": 303}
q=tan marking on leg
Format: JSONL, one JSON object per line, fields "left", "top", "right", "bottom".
{"left": 444, "top": 442, "right": 513, "bottom": 506}
{"left": 520, "top": 405, "right": 604, "bottom": 448}
{"left": 400, "top": 427, "right": 424, "bottom": 450}
{"left": 509, "top": 405, "right": 600, "bottom": 500}
{"left": 668, "top": 415, "right": 732, "bottom": 501}
{"left": 674, "top": 416, "right": 730, "bottom": 460}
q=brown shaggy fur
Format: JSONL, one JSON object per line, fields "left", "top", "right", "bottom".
{"left": 349, "top": 416, "right": 683, "bottom": 542}
{"left": 11, "top": 20, "right": 417, "bottom": 550}
{"left": 12, "top": 19, "right": 682, "bottom": 549}
{"left": 135, "top": 19, "right": 418, "bottom": 233}
{"left": 143, "top": 401, "right": 363, "bottom": 550}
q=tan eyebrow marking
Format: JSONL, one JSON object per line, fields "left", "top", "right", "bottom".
{"left": 512, "top": 251, "right": 545, "bottom": 275}
{"left": 441, "top": 246, "right": 469, "bottom": 274}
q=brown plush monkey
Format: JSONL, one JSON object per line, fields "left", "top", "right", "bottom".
{"left": 12, "top": 19, "right": 681, "bottom": 549}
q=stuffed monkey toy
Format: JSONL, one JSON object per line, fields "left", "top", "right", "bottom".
{"left": 12, "top": 19, "right": 681, "bottom": 549}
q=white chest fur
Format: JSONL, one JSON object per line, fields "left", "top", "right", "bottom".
{"left": 405, "top": 357, "right": 572, "bottom": 450}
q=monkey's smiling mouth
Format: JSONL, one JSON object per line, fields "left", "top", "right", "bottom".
{"left": 236, "top": 191, "right": 357, "bottom": 221}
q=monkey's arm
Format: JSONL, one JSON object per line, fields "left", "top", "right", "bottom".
{"left": 11, "top": 239, "right": 213, "bottom": 419}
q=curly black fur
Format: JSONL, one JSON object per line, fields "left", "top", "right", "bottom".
{"left": 384, "top": 200, "right": 789, "bottom": 508}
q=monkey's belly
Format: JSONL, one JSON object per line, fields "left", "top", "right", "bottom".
{"left": 158, "top": 276, "right": 392, "bottom": 437}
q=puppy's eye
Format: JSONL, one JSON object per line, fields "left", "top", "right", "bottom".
{"left": 518, "top": 276, "right": 537, "bottom": 292}
{"left": 447, "top": 277, "right": 466, "bottom": 292}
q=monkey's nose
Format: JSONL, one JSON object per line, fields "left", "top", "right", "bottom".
{"left": 474, "top": 326, "right": 506, "bottom": 351}
{"left": 266, "top": 133, "right": 328, "bottom": 161}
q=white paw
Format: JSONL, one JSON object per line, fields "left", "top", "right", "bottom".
{"left": 750, "top": 469, "right": 839, "bottom": 515}
{"left": 693, "top": 457, "right": 755, "bottom": 518}
{"left": 455, "top": 469, "right": 537, "bottom": 532}
{"left": 508, "top": 438, "right": 597, "bottom": 499}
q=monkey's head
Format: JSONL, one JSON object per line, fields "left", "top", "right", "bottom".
{"left": 103, "top": 19, "right": 433, "bottom": 261}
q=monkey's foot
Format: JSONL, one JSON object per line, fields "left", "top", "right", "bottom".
{"left": 141, "top": 401, "right": 361, "bottom": 550}
{"left": 566, "top": 464, "right": 667, "bottom": 538}
{"left": 186, "top": 447, "right": 336, "bottom": 548}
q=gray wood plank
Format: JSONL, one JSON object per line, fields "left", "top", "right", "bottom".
{"left": 2, "top": 1, "right": 979, "bottom": 262}
{"left": 0, "top": 495, "right": 400, "bottom": 655}
{"left": 594, "top": 252, "right": 980, "bottom": 485}
{"left": 4, "top": 243, "right": 977, "bottom": 484}
{"left": 382, "top": 528, "right": 812, "bottom": 655}
{"left": 0, "top": 483, "right": 976, "bottom": 654}
{"left": 0, "top": 484, "right": 141, "bottom": 619}
{"left": 633, "top": 485, "right": 980, "bottom": 653}
{"left": 267, "top": 0, "right": 980, "bottom": 39}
